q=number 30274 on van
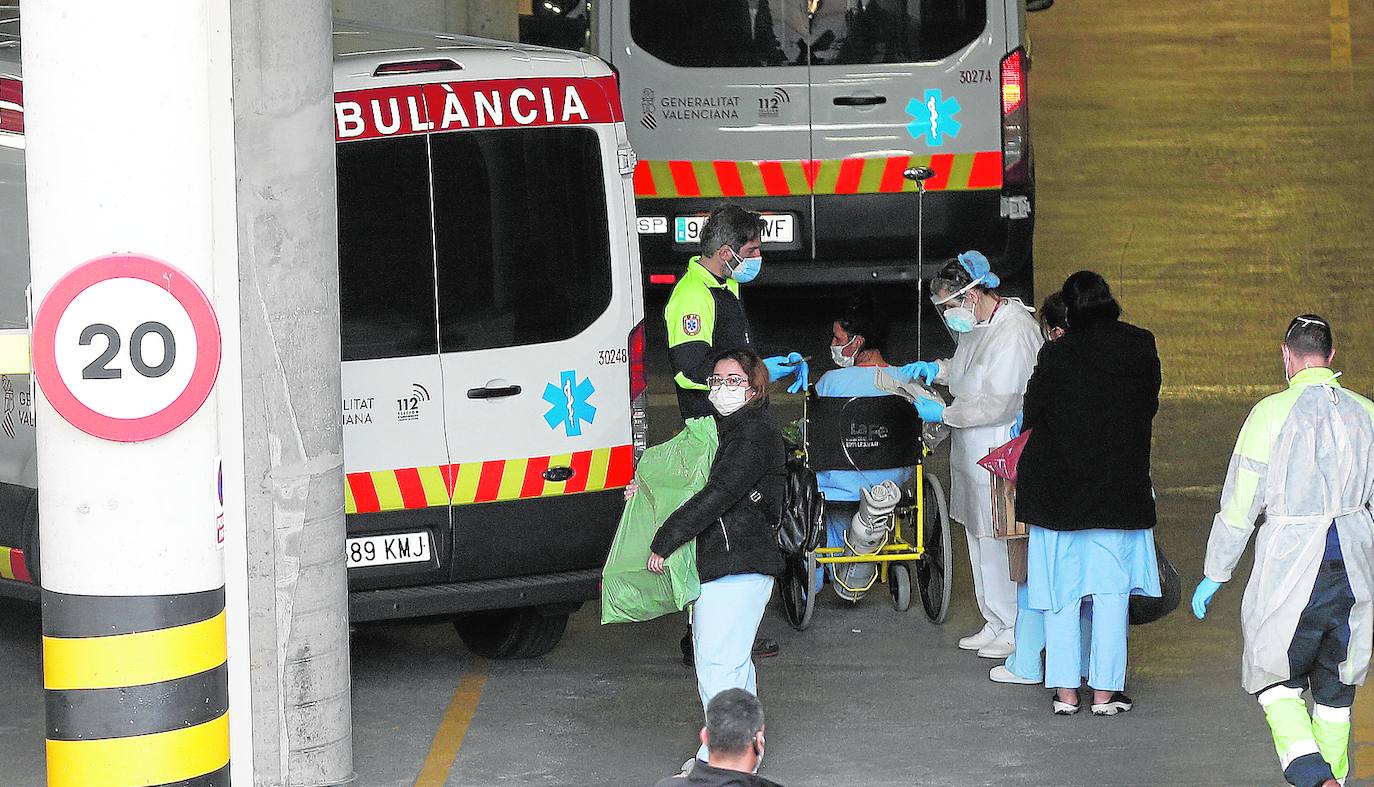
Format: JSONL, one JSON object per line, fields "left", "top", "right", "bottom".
{"left": 0, "top": 21, "right": 648, "bottom": 660}
{"left": 595, "top": 0, "right": 1041, "bottom": 293}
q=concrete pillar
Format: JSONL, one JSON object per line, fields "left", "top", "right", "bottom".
{"left": 23, "top": 3, "right": 231, "bottom": 785}
{"left": 225, "top": 1, "right": 355, "bottom": 785}
{"left": 332, "top": 0, "right": 519, "bottom": 41}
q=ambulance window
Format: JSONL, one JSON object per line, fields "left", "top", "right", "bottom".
{"left": 431, "top": 127, "right": 612, "bottom": 353}
{"left": 629, "top": 0, "right": 804, "bottom": 68}
{"left": 336, "top": 137, "right": 438, "bottom": 361}
{"left": 809, "top": 0, "right": 987, "bottom": 65}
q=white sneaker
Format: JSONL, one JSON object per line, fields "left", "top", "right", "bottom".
{"left": 957, "top": 627, "right": 997, "bottom": 651}
{"left": 977, "top": 639, "right": 1016, "bottom": 659}
{"left": 989, "top": 664, "right": 1039, "bottom": 685}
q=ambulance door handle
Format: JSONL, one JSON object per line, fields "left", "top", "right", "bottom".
{"left": 833, "top": 95, "right": 886, "bottom": 107}
{"left": 467, "top": 384, "right": 522, "bottom": 399}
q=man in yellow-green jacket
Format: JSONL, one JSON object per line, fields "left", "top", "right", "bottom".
{"left": 1194, "top": 315, "right": 1374, "bottom": 787}
{"left": 665, "top": 204, "right": 805, "bottom": 421}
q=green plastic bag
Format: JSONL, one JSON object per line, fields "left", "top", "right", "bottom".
{"left": 601, "top": 417, "right": 718, "bottom": 624}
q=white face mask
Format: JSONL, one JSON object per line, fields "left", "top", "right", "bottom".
{"left": 708, "top": 384, "right": 751, "bottom": 416}
{"left": 830, "top": 336, "right": 859, "bottom": 368}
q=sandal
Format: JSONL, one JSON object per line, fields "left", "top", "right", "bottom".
{"left": 1052, "top": 694, "right": 1080, "bottom": 716}
{"left": 1091, "top": 692, "right": 1133, "bottom": 716}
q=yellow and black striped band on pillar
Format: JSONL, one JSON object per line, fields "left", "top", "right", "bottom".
{"left": 42, "top": 587, "right": 230, "bottom": 787}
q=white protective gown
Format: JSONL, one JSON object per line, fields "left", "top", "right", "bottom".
{"left": 935, "top": 299, "right": 1044, "bottom": 537}
{"left": 1204, "top": 369, "right": 1374, "bottom": 693}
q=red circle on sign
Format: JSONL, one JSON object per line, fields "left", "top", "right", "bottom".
{"left": 31, "top": 254, "right": 221, "bottom": 442}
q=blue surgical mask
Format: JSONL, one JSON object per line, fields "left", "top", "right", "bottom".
{"left": 942, "top": 299, "right": 977, "bottom": 334}
{"left": 728, "top": 249, "right": 763, "bottom": 284}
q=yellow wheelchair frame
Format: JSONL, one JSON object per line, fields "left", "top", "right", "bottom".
{"left": 778, "top": 392, "right": 952, "bottom": 631}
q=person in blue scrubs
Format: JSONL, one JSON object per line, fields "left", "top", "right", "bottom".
{"left": 813, "top": 299, "right": 916, "bottom": 592}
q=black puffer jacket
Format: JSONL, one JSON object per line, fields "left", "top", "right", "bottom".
{"left": 650, "top": 402, "right": 786, "bottom": 582}
{"left": 1015, "top": 319, "right": 1161, "bottom": 531}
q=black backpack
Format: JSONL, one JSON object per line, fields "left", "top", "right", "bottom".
{"left": 773, "top": 454, "right": 825, "bottom": 557}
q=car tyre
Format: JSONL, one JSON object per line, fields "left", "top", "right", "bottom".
{"left": 453, "top": 607, "right": 568, "bottom": 659}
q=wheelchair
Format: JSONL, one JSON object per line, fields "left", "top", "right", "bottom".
{"left": 777, "top": 390, "right": 953, "bottom": 630}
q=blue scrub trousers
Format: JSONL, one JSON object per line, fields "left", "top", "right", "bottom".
{"left": 1005, "top": 582, "right": 1091, "bottom": 682}
{"left": 692, "top": 573, "right": 774, "bottom": 761}
{"left": 1044, "top": 592, "right": 1129, "bottom": 691}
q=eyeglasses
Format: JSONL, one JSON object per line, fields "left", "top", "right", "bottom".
{"left": 706, "top": 374, "right": 750, "bottom": 388}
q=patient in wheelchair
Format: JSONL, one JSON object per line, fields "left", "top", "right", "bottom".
{"left": 813, "top": 298, "right": 918, "bottom": 598}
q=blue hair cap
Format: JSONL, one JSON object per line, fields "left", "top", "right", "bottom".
{"left": 957, "top": 250, "right": 1000, "bottom": 289}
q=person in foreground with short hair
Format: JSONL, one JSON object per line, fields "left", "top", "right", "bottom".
{"left": 1194, "top": 315, "right": 1374, "bottom": 787}
{"left": 1015, "top": 271, "right": 1161, "bottom": 716}
{"left": 655, "top": 689, "right": 782, "bottom": 786}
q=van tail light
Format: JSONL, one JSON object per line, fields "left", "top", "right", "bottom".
{"left": 628, "top": 320, "right": 649, "bottom": 463}
{"left": 0, "top": 76, "right": 23, "bottom": 136}
{"left": 1000, "top": 48, "right": 1029, "bottom": 188}
{"left": 372, "top": 59, "right": 463, "bottom": 77}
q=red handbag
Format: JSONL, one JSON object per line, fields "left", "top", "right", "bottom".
{"left": 976, "top": 429, "right": 1032, "bottom": 483}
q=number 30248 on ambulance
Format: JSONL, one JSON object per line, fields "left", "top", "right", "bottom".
{"left": 0, "top": 22, "right": 648, "bottom": 660}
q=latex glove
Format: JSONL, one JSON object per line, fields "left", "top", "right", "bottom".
{"left": 786, "top": 357, "right": 810, "bottom": 394}
{"left": 764, "top": 352, "right": 803, "bottom": 383}
{"left": 896, "top": 360, "right": 939, "bottom": 386}
{"left": 1010, "top": 411, "right": 1023, "bottom": 438}
{"left": 1192, "top": 578, "right": 1223, "bottom": 620}
{"left": 914, "top": 397, "right": 945, "bottom": 423}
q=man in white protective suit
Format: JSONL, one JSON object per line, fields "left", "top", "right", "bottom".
{"left": 892, "top": 252, "right": 1042, "bottom": 658}
{"left": 1193, "top": 315, "right": 1374, "bottom": 787}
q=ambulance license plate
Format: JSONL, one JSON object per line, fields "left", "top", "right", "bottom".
{"left": 346, "top": 532, "right": 431, "bottom": 568}
{"left": 674, "top": 213, "right": 795, "bottom": 245}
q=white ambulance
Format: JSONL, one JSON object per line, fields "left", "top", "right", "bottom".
{"left": 593, "top": 0, "right": 1041, "bottom": 294}
{"left": 0, "top": 21, "right": 647, "bottom": 659}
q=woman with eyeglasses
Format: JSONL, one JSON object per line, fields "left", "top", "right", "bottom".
{"left": 646, "top": 348, "right": 786, "bottom": 772}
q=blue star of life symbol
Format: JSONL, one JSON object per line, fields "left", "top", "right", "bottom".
{"left": 543, "top": 370, "right": 597, "bottom": 437}
{"left": 905, "top": 89, "right": 962, "bottom": 147}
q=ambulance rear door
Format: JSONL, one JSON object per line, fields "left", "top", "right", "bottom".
{"left": 430, "top": 75, "right": 636, "bottom": 583}
{"left": 335, "top": 123, "right": 453, "bottom": 592}
{"left": 806, "top": 0, "right": 1005, "bottom": 269}
{"left": 610, "top": 0, "right": 813, "bottom": 279}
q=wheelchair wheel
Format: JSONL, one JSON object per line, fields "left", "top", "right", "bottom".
{"left": 915, "top": 476, "right": 953, "bottom": 624}
{"left": 778, "top": 551, "right": 817, "bottom": 631}
{"left": 888, "top": 563, "right": 911, "bottom": 612}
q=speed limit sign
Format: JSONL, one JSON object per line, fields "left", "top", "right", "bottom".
{"left": 31, "top": 253, "right": 221, "bottom": 442}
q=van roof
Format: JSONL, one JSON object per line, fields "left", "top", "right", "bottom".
{"left": 333, "top": 19, "right": 610, "bottom": 90}
{"left": 0, "top": 17, "right": 614, "bottom": 85}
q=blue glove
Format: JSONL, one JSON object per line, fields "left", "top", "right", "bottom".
{"left": 1191, "top": 578, "right": 1223, "bottom": 620}
{"left": 786, "top": 357, "right": 809, "bottom": 394}
{"left": 914, "top": 397, "right": 944, "bottom": 423}
{"left": 1010, "top": 411, "right": 1023, "bottom": 438}
{"left": 763, "top": 352, "right": 803, "bottom": 383}
{"left": 896, "top": 360, "right": 940, "bottom": 385}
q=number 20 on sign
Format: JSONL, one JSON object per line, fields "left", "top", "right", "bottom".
{"left": 31, "top": 254, "right": 221, "bottom": 442}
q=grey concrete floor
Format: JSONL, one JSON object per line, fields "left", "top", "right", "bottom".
{"left": 5, "top": 0, "right": 1374, "bottom": 785}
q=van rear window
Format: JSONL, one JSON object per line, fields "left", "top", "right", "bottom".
{"left": 431, "top": 127, "right": 612, "bottom": 354}
{"left": 337, "top": 136, "right": 438, "bottom": 361}
{"left": 629, "top": 0, "right": 985, "bottom": 67}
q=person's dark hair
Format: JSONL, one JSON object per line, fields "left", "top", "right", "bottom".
{"left": 714, "top": 348, "right": 770, "bottom": 406}
{"left": 1039, "top": 291, "right": 1068, "bottom": 333}
{"left": 1060, "top": 270, "right": 1121, "bottom": 329}
{"left": 1284, "top": 314, "right": 1334, "bottom": 358}
{"left": 705, "top": 688, "right": 765, "bottom": 755}
{"left": 836, "top": 296, "right": 890, "bottom": 354}
{"left": 700, "top": 204, "right": 765, "bottom": 259}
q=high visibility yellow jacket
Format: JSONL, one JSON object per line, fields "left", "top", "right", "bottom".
{"left": 664, "top": 258, "right": 755, "bottom": 419}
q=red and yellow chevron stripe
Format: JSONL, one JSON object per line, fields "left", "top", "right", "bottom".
{"left": 344, "top": 445, "right": 635, "bottom": 515}
{"left": 633, "top": 152, "right": 1003, "bottom": 199}
{"left": 0, "top": 545, "right": 32, "bottom": 584}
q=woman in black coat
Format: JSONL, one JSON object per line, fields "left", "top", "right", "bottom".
{"left": 1015, "top": 271, "right": 1162, "bottom": 716}
{"left": 647, "top": 348, "right": 785, "bottom": 768}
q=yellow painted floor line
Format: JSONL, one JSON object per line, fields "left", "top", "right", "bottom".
{"left": 414, "top": 672, "right": 488, "bottom": 787}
